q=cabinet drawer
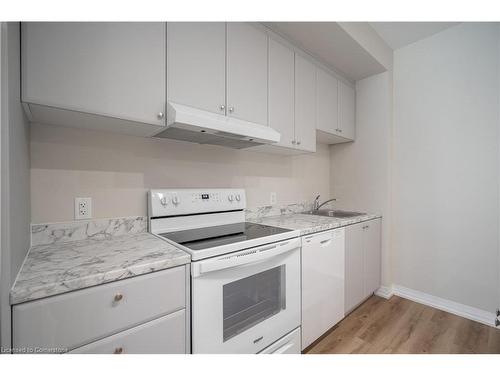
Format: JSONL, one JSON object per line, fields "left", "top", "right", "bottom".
{"left": 70, "top": 309, "right": 186, "bottom": 354}
{"left": 259, "top": 328, "right": 301, "bottom": 354}
{"left": 13, "top": 266, "right": 186, "bottom": 351}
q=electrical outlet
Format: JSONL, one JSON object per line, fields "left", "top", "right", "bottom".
{"left": 270, "top": 192, "right": 277, "bottom": 205}
{"left": 75, "top": 197, "right": 92, "bottom": 220}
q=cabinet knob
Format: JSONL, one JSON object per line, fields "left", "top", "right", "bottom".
{"left": 114, "top": 293, "right": 123, "bottom": 302}
{"left": 339, "top": 129, "right": 343, "bottom": 133}
{"left": 114, "top": 347, "right": 123, "bottom": 354}
{"left": 157, "top": 112, "right": 165, "bottom": 120}
{"left": 297, "top": 140, "right": 301, "bottom": 145}
{"left": 228, "top": 106, "right": 234, "bottom": 113}
{"left": 219, "top": 104, "right": 225, "bottom": 111}
{"left": 292, "top": 140, "right": 296, "bottom": 145}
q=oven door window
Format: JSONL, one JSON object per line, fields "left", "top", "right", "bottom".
{"left": 223, "top": 265, "right": 286, "bottom": 342}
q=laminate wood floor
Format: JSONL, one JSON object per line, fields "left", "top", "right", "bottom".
{"left": 305, "top": 295, "right": 500, "bottom": 354}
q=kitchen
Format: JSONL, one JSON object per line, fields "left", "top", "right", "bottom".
{"left": 1, "top": 1, "right": 500, "bottom": 370}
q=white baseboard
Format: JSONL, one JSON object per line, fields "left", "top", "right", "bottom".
{"left": 375, "top": 285, "right": 394, "bottom": 299}
{"left": 389, "top": 284, "right": 497, "bottom": 328}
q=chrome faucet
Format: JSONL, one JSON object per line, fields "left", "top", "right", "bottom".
{"left": 312, "top": 195, "right": 337, "bottom": 211}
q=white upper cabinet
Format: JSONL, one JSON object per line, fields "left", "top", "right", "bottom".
{"left": 268, "top": 38, "right": 295, "bottom": 149}
{"left": 226, "top": 23, "right": 268, "bottom": 126}
{"left": 339, "top": 81, "right": 356, "bottom": 140}
{"left": 167, "top": 22, "right": 226, "bottom": 116}
{"left": 22, "top": 22, "right": 166, "bottom": 135}
{"left": 294, "top": 54, "right": 317, "bottom": 153}
{"left": 316, "top": 68, "right": 339, "bottom": 134}
{"left": 315, "top": 73, "right": 356, "bottom": 145}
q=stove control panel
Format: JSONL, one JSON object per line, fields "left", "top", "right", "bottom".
{"left": 149, "top": 188, "right": 246, "bottom": 217}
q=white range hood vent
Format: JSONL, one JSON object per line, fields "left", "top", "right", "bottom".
{"left": 153, "top": 102, "right": 280, "bottom": 149}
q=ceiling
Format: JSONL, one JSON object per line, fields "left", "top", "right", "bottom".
{"left": 265, "top": 22, "right": 461, "bottom": 82}
{"left": 369, "top": 22, "right": 460, "bottom": 50}
{"left": 265, "top": 22, "right": 387, "bottom": 82}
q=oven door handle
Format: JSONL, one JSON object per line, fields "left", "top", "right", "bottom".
{"left": 192, "top": 238, "right": 300, "bottom": 277}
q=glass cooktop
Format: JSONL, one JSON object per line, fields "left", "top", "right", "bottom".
{"left": 160, "top": 222, "right": 292, "bottom": 251}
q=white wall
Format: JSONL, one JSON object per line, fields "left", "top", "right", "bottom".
{"left": 30, "top": 124, "right": 331, "bottom": 223}
{"left": 392, "top": 23, "right": 499, "bottom": 313}
{"left": 0, "top": 22, "right": 31, "bottom": 349}
{"left": 330, "top": 71, "right": 392, "bottom": 287}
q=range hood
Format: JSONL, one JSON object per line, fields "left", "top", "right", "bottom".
{"left": 154, "top": 102, "right": 281, "bottom": 149}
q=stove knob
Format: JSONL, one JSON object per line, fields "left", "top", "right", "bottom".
{"left": 160, "top": 197, "right": 168, "bottom": 206}
{"left": 235, "top": 194, "right": 241, "bottom": 202}
{"left": 228, "top": 194, "right": 234, "bottom": 202}
{"left": 172, "top": 196, "right": 180, "bottom": 205}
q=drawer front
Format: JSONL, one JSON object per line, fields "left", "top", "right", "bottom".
{"left": 13, "top": 266, "right": 186, "bottom": 351}
{"left": 70, "top": 309, "right": 186, "bottom": 354}
{"left": 259, "top": 328, "right": 301, "bottom": 354}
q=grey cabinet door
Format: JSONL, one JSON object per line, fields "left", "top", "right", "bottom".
{"left": 339, "top": 81, "right": 356, "bottom": 140}
{"left": 294, "top": 54, "right": 317, "bottom": 152}
{"left": 268, "top": 38, "right": 295, "bottom": 148}
{"left": 363, "top": 218, "right": 382, "bottom": 297}
{"left": 167, "top": 22, "right": 226, "bottom": 115}
{"left": 226, "top": 23, "right": 268, "bottom": 125}
{"left": 316, "top": 67, "right": 339, "bottom": 134}
{"left": 345, "top": 222, "right": 365, "bottom": 313}
{"left": 22, "top": 22, "right": 166, "bottom": 126}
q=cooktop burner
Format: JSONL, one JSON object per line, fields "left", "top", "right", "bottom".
{"left": 159, "top": 222, "right": 292, "bottom": 251}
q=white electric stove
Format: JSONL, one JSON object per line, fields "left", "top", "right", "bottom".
{"left": 149, "top": 188, "right": 302, "bottom": 354}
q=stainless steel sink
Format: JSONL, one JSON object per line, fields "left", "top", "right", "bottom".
{"left": 304, "top": 209, "right": 366, "bottom": 218}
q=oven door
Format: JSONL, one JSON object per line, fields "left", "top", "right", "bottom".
{"left": 191, "top": 238, "right": 301, "bottom": 354}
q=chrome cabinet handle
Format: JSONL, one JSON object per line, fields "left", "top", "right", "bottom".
{"left": 157, "top": 112, "right": 164, "bottom": 120}
{"left": 114, "top": 347, "right": 123, "bottom": 354}
{"left": 219, "top": 104, "right": 225, "bottom": 111}
{"left": 339, "top": 129, "right": 343, "bottom": 133}
{"left": 228, "top": 106, "right": 234, "bottom": 113}
{"left": 114, "top": 293, "right": 123, "bottom": 302}
{"left": 297, "top": 140, "right": 301, "bottom": 145}
{"left": 292, "top": 140, "right": 296, "bottom": 145}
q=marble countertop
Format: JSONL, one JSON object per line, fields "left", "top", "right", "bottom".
{"left": 10, "top": 232, "right": 190, "bottom": 305}
{"left": 249, "top": 212, "right": 381, "bottom": 236}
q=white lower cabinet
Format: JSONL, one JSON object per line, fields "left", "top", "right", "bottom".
{"left": 12, "top": 265, "right": 190, "bottom": 354}
{"left": 301, "top": 229, "right": 345, "bottom": 350}
{"left": 70, "top": 309, "right": 186, "bottom": 354}
{"left": 345, "top": 219, "right": 382, "bottom": 313}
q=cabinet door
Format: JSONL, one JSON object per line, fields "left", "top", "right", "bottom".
{"left": 301, "top": 229, "right": 345, "bottom": 349}
{"left": 345, "top": 222, "right": 365, "bottom": 313}
{"left": 316, "top": 68, "right": 339, "bottom": 134}
{"left": 363, "top": 219, "right": 382, "bottom": 298}
{"left": 339, "top": 81, "right": 356, "bottom": 140}
{"left": 294, "top": 54, "right": 316, "bottom": 152}
{"left": 22, "top": 22, "right": 166, "bottom": 126}
{"left": 268, "top": 38, "right": 295, "bottom": 148}
{"left": 167, "top": 22, "right": 226, "bottom": 115}
{"left": 226, "top": 23, "right": 268, "bottom": 125}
